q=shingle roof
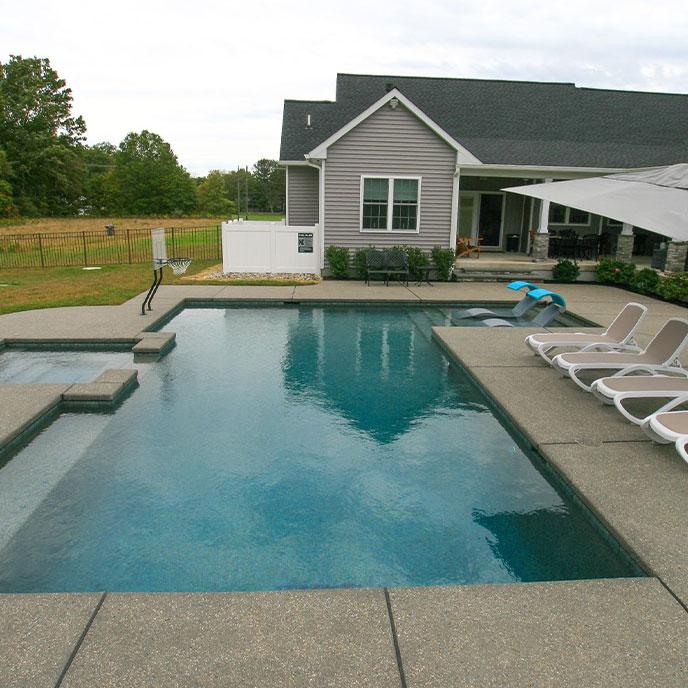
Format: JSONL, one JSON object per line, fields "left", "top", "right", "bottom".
{"left": 280, "top": 73, "right": 688, "bottom": 168}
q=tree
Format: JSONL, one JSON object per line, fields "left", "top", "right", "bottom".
{"left": 252, "top": 159, "right": 285, "bottom": 213}
{"left": 196, "top": 170, "right": 235, "bottom": 216}
{"left": 80, "top": 142, "right": 116, "bottom": 215}
{"left": 0, "top": 149, "right": 15, "bottom": 216}
{"left": 109, "top": 130, "right": 197, "bottom": 215}
{"left": 220, "top": 168, "right": 259, "bottom": 215}
{"left": 0, "top": 55, "right": 86, "bottom": 215}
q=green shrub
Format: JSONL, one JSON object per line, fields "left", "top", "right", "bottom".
{"left": 629, "top": 268, "right": 660, "bottom": 295}
{"left": 324, "top": 245, "right": 350, "bottom": 279}
{"left": 431, "top": 246, "right": 455, "bottom": 281}
{"left": 656, "top": 273, "right": 688, "bottom": 302}
{"left": 353, "top": 248, "right": 369, "bottom": 279}
{"left": 552, "top": 259, "right": 580, "bottom": 283}
{"left": 596, "top": 258, "right": 636, "bottom": 285}
{"left": 393, "top": 245, "right": 429, "bottom": 280}
{"left": 595, "top": 257, "right": 688, "bottom": 302}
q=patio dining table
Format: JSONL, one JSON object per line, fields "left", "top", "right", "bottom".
{"left": 548, "top": 235, "right": 599, "bottom": 260}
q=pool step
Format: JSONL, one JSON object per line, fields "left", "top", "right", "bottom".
{"left": 132, "top": 331, "right": 176, "bottom": 359}
{"left": 62, "top": 368, "right": 138, "bottom": 409}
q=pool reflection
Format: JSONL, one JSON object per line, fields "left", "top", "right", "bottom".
{"left": 283, "top": 307, "right": 486, "bottom": 443}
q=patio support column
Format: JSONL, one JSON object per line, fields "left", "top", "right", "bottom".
{"left": 532, "top": 182, "right": 552, "bottom": 261}
{"left": 449, "top": 161, "right": 460, "bottom": 252}
{"left": 665, "top": 240, "right": 688, "bottom": 273}
{"left": 614, "top": 223, "right": 634, "bottom": 262}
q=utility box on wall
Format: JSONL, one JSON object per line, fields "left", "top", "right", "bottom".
{"left": 221, "top": 220, "right": 320, "bottom": 274}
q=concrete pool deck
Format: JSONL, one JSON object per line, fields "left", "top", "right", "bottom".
{"left": 0, "top": 281, "right": 687, "bottom": 686}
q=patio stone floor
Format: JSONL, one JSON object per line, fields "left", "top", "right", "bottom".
{"left": 0, "top": 281, "right": 687, "bottom": 686}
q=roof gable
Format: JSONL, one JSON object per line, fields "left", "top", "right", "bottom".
{"left": 306, "top": 89, "right": 480, "bottom": 163}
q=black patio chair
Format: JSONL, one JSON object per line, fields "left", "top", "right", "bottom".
{"left": 558, "top": 236, "right": 578, "bottom": 259}
{"left": 383, "top": 249, "right": 409, "bottom": 286}
{"left": 598, "top": 232, "right": 612, "bottom": 257}
{"left": 577, "top": 235, "right": 598, "bottom": 260}
{"left": 364, "top": 249, "right": 386, "bottom": 285}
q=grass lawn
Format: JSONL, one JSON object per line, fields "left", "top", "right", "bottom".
{"left": 0, "top": 214, "right": 284, "bottom": 235}
{"left": 0, "top": 260, "right": 310, "bottom": 316}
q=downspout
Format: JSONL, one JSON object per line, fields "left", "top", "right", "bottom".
{"left": 306, "top": 158, "right": 325, "bottom": 271}
{"left": 285, "top": 166, "right": 289, "bottom": 225}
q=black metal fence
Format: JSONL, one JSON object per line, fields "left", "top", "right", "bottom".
{"left": 0, "top": 225, "right": 222, "bottom": 269}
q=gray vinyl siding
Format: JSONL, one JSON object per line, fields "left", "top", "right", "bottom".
{"left": 287, "top": 165, "right": 319, "bottom": 225}
{"left": 323, "top": 103, "right": 455, "bottom": 251}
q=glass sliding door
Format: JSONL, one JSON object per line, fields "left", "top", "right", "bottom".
{"left": 478, "top": 193, "right": 504, "bottom": 248}
{"left": 458, "top": 193, "right": 477, "bottom": 239}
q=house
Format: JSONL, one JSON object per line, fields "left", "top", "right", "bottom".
{"left": 279, "top": 73, "right": 688, "bottom": 269}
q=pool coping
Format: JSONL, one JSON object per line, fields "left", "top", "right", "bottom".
{"left": 1, "top": 283, "right": 687, "bottom": 686}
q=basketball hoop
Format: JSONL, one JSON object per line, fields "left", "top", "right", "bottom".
{"left": 141, "top": 228, "right": 193, "bottom": 315}
{"left": 166, "top": 257, "right": 192, "bottom": 275}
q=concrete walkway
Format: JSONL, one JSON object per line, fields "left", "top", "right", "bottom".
{"left": 1, "top": 281, "right": 687, "bottom": 686}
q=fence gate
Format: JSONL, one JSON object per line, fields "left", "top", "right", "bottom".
{"left": 221, "top": 221, "right": 320, "bottom": 274}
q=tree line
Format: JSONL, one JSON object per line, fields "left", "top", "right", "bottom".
{"left": 0, "top": 55, "right": 285, "bottom": 218}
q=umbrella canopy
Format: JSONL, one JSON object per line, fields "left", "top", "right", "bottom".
{"left": 503, "top": 164, "right": 688, "bottom": 241}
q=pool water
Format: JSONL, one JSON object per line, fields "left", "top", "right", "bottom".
{"left": 0, "top": 306, "right": 639, "bottom": 592}
{"left": 0, "top": 350, "right": 140, "bottom": 384}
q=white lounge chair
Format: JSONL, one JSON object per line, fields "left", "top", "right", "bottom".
{"left": 525, "top": 302, "right": 647, "bottom": 364}
{"left": 590, "top": 374, "right": 688, "bottom": 424}
{"left": 641, "top": 410, "right": 688, "bottom": 464}
{"left": 552, "top": 318, "right": 688, "bottom": 392}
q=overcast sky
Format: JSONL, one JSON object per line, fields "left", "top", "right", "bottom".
{"left": 2, "top": 0, "right": 687, "bottom": 175}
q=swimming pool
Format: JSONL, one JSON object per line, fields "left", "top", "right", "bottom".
{"left": 0, "top": 305, "right": 639, "bottom": 592}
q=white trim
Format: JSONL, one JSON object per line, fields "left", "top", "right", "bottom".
{"left": 449, "top": 159, "right": 460, "bottom": 250}
{"left": 307, "top": 89, "right": 481, "bottom": 163}
{"left": 279, "top": 160, "right": 310, "bottom": 166}
{"left": 461, "top": 164, "right": 653, "bottom": 178}
{"left": 285, "top": 166, "right": 289, "bottom": 225}
{"left": 359, "top": 175, "right": 422, "bottom": 234}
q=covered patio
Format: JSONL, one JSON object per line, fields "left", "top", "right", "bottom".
{"left": 457, "top": 170, "right": 677, "bottom": 270}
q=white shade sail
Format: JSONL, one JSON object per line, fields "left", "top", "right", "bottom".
{"left": 503, "top": 164, "right": 688, "bottom": 241}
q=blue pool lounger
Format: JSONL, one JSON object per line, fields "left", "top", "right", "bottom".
{"left": 453, "top": 283, "right": 566, "bottom": 322}
{"left": 482, "top": 303, "right": 564, "bottom": 328}
{"left": 507, "top": 280, "right": 540, "bottom": 292}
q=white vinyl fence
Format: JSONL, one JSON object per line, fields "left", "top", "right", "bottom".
{"left": 221, "top": 220, "right": 320, "bottom": 274}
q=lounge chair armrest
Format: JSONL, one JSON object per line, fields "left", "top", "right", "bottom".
{"left": 653, "top": 393, "right": 688, "bottom": 415}
{"left": 578, "top": 342, "right": 642, "bottom": 353}
{"left": 578, "top": 342, "right": 617, "bottom": 352}
{"left": 612, "top": 364, "right": 688, "bottom": 378}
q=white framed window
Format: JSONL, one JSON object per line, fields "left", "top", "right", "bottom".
{"left": 360, "top": 176, "right": 421, "bottom": 232}
{"left": 548, "top": 203, "right": 590, "bottom": 226}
